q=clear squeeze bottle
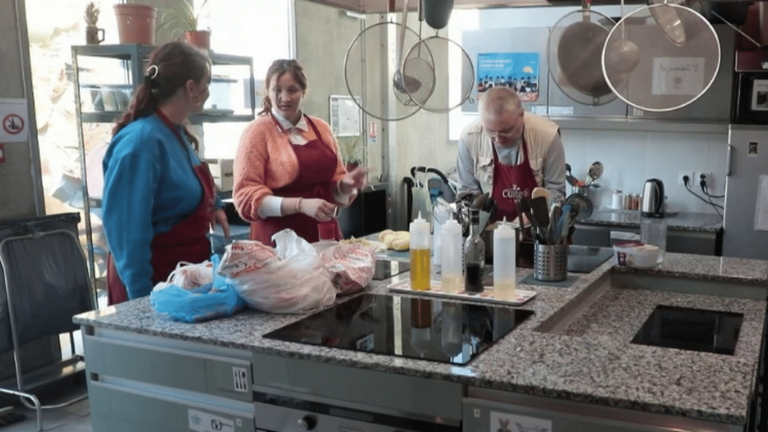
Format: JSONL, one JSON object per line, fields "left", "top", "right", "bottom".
{"left": 409, "top": 211, "right": 432, "bottom": 291}
{"left": 493, "top": 217, "right": 517, "bottom": 301}
{"left": 440, "top": 217, "right": 463, "bottom": 294}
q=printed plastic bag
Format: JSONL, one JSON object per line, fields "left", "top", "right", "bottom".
{"left": 218, "top": 229, "right": 336, "bottom": 314}
{"left": 319, "top": 243, "right": 376, "bottom": 295}
{"left": 150, "top": 255, "right": 245, "bottom": 323}
{"left": 153, "top": 260, "right": 214, "bottom": 293}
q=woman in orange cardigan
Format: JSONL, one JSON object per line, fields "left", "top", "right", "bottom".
{"left": 233, "top": 59, "right": 367, "bottom": 245}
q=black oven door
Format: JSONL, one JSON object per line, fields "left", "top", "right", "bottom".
{"left": 732, "top": 72, "right": 768, "bottom": 124}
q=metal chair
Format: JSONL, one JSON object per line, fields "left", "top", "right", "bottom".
{"left": 0, "top": 213, "right": 95, "bottom": 431}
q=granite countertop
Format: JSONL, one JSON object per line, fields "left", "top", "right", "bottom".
{"left": 73, "top": 253, "right": 768, "bottom": 425}
{"left": 578, "top": 209, "right": 723, "bottom": 232}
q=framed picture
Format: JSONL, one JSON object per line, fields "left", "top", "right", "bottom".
{"left": 751, "top": 79, "right": 768, "bottom": 112}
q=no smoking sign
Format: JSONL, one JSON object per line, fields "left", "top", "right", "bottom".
{"left": 3, "top": 114, "right": 24, "bottom": 135}
{"left": 0, "top": 99, "right": 29, "bottom": 142}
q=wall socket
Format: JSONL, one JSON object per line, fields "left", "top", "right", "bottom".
{"left": 697, "top": 172, "right": 714, "bottom": 188}
{"left": 678, "top": 170, "right": 694, "bottom": 186}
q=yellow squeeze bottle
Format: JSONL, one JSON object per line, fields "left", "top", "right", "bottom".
{"left": 409, "top": 212, "right": 432, "bottom": 291}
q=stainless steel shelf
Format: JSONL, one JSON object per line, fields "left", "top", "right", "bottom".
{"left": 189, "top": 113, "right": 255, "bottom": 123}
{"left": 81, "top": 112, "right": 122, "bottom": 123}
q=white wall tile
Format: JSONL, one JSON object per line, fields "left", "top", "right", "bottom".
{"left": 560, "top": 128, "right": 727, "bottom": 214}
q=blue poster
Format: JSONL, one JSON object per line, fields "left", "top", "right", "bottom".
{"left": 477, "top": 52, "right": 540, "bottom": 102}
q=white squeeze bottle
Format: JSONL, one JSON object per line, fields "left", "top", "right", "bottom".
{"left": 409, "top": 212, "right": 432, "bottom": 291}
{"left": 493, "top": 218, "right": 517, "bottom": 301}
{"left": 440, "top": 217, "right": 463, "bottom": 294}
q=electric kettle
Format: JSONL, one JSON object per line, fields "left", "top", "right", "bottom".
{"left": 641, "top": 179, "right": 665, "bottom": 218}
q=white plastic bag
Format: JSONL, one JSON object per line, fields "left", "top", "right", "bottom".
{"left": 153, "top": 260, "right": 213, "bottom": 292}
{"left": 218, "top": 229, "right": 336, "bottom": 314}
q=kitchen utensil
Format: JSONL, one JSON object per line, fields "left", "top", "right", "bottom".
{"left": 516, "top": 198, "right": 540, "bottom": 241}
{"left": 586, "top": 161, "right": 604, "bottom": 185}
{"left": 565, "top": 193, "right": 594, "bottom": 220}
{"left": 533, "top": 242, "right": 567, "bottom": 282}
{"left": 558, "top": 206, "right": 572, "bottom": 244}
{"left": 403, "top": 24, "right": 473, "bottom": 112}
{"left": 397, "top": 0, "right": 438, "bottom": 108}
{"left": 549, "top": 203, "right": 562, "bottom": 245}
{"left": 531, "top": 187, "right": 552, "bottom": 204}
{"left": 530, "top": 196, "right": 551, "bottom": 242}
{"left": 647, "top": 0, "right": 687, "bottom": 46}
{"left": 602, "top": 3, "right": 721, "bottom": 112}
{"left": 604, "top": 0, "right": 641, "bottom": 74}
{"left": 548, "top": 0, "right": 624, "bottom": 106}
{"left": 344, "top": 19, "right": 423, "bottom": 121}
{"left": 472, "top": 192, "right": 490, "bottom": 211}
{"left": 565, "top": 163, "right": 582, "bottom": 187}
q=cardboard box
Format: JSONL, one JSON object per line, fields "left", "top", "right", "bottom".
{"left": 205, "top": 159, "right": 234, "bottom": 192}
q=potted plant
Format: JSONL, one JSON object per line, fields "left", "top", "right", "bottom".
{"left": 113, "top": 2, "right": 158, "bottom": 46}
{"left": 337, "top": 135, "right": 363, "bottom": 171}
{"left": 157, "top": 0, "right": 211, "bottom": 50}
{"left": 84, "top": 3, "right": 105, "bottom": 45}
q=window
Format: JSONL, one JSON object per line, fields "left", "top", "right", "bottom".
{"left": 201, "top": 0, "right": 293, "bottom": 159}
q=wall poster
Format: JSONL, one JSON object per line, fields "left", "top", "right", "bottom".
{"left": 329, "top": 95, "right": 363, "bottom": 137}
{"left": 477, "top": 53, "right": 540, "bottom": 102}
{"left": 651, "top": 57, "right": 705, "bottom": 96}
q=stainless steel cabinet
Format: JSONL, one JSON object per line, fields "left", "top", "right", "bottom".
{"left": 572, "top": 223, "right": 720, "bottom": 256}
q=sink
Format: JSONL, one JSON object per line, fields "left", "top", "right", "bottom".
{"left": 536, "top": 272, "right": 763, "bottom": 339}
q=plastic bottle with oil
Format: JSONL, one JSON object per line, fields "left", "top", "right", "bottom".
{"left": 409, "top": 212, "right": 432, "bottom": 291}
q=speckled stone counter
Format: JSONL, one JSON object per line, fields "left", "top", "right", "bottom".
{"left": 74, "top": 253, "right": 768, "bottom": 426}
{"left": 579, "top": 209, "right": 723, "bottom": 232}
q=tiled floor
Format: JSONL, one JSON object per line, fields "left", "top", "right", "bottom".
{"left": 0, "top": 376, "right": 91, "bottom": 432}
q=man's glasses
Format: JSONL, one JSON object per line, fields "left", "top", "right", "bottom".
{"left": 483, "top": 120, "right": 523, "bottom": 140}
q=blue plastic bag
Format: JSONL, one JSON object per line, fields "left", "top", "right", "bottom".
{"left": 150, "top": 255, "right": 245, "bottom": 323}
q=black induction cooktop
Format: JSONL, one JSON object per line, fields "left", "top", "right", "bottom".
{"left": 263, "top": 294, "right": 534, "bottom": 365}
{"left": 631, "top": 305, "right": 744, "bottom": 355}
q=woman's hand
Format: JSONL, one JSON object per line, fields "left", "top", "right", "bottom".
{"left": 338, "top": 166, "right": 369, "bottom": 195}
{"left": 211, "top": 208, "right": 230, "bottom": 239}
{"left": 299, "top": 198, "right": 337, "bottom": 222}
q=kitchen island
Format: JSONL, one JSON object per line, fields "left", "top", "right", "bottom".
{"left": 74, "top": 253, "right": 768, "bottom": 432}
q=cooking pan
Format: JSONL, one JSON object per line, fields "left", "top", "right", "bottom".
{"left": 548, "top": 0, "right": 626, "bottom": 105}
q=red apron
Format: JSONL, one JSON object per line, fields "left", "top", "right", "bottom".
{"left": 107, "top": 110, "right": 215, "bottom": 305}
{"left": 491, "top": 136, "right": 539, "bottom": 222}
{"left": 250, "top": 115, "right": 342, "bottom": 246}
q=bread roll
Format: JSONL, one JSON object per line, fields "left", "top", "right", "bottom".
{"left": 391, "top": 237, "right": 409, "bottom": 251}
{"left": 378, "top": 229, "right": 395, "bottom": 242}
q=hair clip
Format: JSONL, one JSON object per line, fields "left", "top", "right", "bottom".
{"left": 145, "top": 65, "right": 159, "bottom": 79}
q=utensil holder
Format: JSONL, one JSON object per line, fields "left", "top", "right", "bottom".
{"left": 534, "top": 242, "right": 567, "bottom": 282}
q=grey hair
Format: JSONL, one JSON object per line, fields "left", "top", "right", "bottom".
{"left": 479, "top": 87, "right": 523, "bottom": 117}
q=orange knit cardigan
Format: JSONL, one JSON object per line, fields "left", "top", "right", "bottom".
{"left": 233, "top": 114, "right": 347, "bottom": 222}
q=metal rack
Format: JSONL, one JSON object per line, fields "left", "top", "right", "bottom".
{"left": 70, "top": 44, "right": 256, "bottom": 294}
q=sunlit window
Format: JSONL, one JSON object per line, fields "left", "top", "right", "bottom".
{"left": 200, "top": 0, "right": 293, "bottom": 159}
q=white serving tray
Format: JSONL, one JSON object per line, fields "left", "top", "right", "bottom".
{"left": 387, "top": 279, "right": 537, "bottom": 306}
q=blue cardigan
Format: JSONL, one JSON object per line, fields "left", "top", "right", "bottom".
{"left": 102, "top": 114, "right": 219, "bottom": 299}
